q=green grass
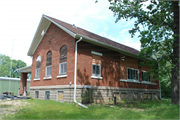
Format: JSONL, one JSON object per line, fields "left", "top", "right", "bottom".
{"left": 3, "top": 99, "right": 179, "bottom": 119}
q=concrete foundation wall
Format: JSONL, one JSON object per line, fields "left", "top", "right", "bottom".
{"left": 30, "top": 85, "right": 160, "bottom": 103}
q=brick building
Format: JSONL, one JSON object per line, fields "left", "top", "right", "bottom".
{"left": 20, "top": 14, "right": 160, "bottom": 104}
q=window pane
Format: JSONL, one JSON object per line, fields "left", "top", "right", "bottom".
{"left": 128, "top": 69, "right": 130, "bottom": 79}
{"left": 60, "top": 64, "right": 63, "bottom": 74}
{"left": 92, "top": 65, "right": 96, "bottom": 75}
{"left": 132, "top": 70, "right": 135, "bottom": 79}
{"left": 142, "top": 72, "right": 144, "bottom": 81}
{"left": 64, "top": 63, "right": 67, "bottom": 73}
{"left": 47, "top": 66, "right": 51, "bottom": 76}
{"left": 96, "top": 66, "right": 100, "bottom": 76}
{"left": 135, "top": 70, "right": 138, "bottom": 80}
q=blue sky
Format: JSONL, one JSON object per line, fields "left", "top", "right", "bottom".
{"left": 0, "top": 0, "right": 145, "bottom": 66}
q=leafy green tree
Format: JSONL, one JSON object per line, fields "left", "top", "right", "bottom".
{"left": 98, "top": 0, "right": 179, "bottom": 104}
{"left": 0, "top": 54, "right": 26, "bottom": 78}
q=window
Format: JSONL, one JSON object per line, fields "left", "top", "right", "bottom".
{"left": 144, "top": 93, "right": 148, "bottom": 100}
{"left": 46, "top": 66, "right": 51, "bottom": 77}
{"left": 91, "top": 54, "right": 102, "bottom": 78}
{"left": 57, "top": 91, "right": 63, "bottom": 101}
{"left": 45, "top": 91, "right": 50, "bottom": 100}
{"left": 133, "top": 93, "right": 138, "bottom": 100}
{"left": 46, "top": 51, "right": 52, "bottom": 77}
{"left": 36, "top": 55, "right": 41, "bottom": 78}
{"left": 60, "top": 62, "right": 67, "bottom": 75}
{"left": 127, "top": 68, "right": 139, "bottom": 81}
{"left": 92, "top": 64, "right": 101, "bottom": 77}
{"left": 142, "top": 71, "right": 151, "bottom": 82}
{"left": 59, "top": 46, "right": 67, "bottom": 76}
{"left": 35, "top": 91, "right": 39, "bottom": 99}
{"left": 120, "top": 92, "right": 126, "bottom": 100}
{"left": 148, "top": 93, "right": 152, "bottom": 100}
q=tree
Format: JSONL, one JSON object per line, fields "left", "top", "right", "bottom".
{"left": 0, "top": 54, "right": 26, "bottom": 78}
{"left": 106, "top": 0, "right": 179, "bottom": 104}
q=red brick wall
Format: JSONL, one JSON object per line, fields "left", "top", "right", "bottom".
{"left": 30, "top": 23, "right": 75, "bottom": 86}
{"left": 30, "top": 23, "right": 159, "bottom": 90}
{"left": 77, "top": 41, "right": 159, "bottom": 90}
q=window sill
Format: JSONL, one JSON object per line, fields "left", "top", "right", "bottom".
{"left": 120, "top": 79, "right": 140, "bottom": 83}
{"left": 119, "top": 79, "right": 157, "bottom": 85}
{"left": 57, "top": 74, "right": 67, "bottom": 78}
{"left": 34, "top": 78, "right": 40, "bottom": 81}
{"left": 141, "top": 81, "right": 157, "bottom": 85}
{"left": 44, "top": 76, "right": 52, "bottom": 80}
{"left": 91, "top": 76, "right": 103, "bottom": 79}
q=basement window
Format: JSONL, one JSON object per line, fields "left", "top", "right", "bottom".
{"left": 45, "top": 91, "right": 50, "bottom": 100}
{"left": 35, "top": 91, "right": 39, "bottom": 99}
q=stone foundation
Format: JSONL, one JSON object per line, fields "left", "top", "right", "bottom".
{"left": 30, "top": 85, "right": 160, "bottom": 103}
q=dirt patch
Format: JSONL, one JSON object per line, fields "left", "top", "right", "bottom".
{"left": 0, "top": 100, "right": 29, "bottom": 119}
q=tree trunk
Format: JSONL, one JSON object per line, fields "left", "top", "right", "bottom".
{"left": 171, "top": 1, "right": 179, "bottom": 105}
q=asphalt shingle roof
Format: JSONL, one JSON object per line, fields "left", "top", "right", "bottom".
{"left": 45, "top": 15, "right": 140, "bottom": 55}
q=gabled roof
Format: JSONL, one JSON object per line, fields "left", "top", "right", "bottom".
{"left": 28, "top": 14, "right": 140, "bottom": 57}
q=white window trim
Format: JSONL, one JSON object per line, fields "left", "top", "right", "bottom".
{"left": 44, "top": 76, "right": 52, "bottom": 80}
{"left": 91, "top": 51, "right": 103, "bottom": 56}
{"left": 120, "top": 79, "right": 140, "bottom": 83}
{"left": 35, "top": 68, "right": 40, "bottom": 78}
{"left": 141, "top": 70, "right": 151, "bottom": 83}
{"left": 59, "top": 62, "right": 67, "bottom": 75}
{"left": 57, "top": 74, "right": 67, "bottom": 78}
{"left": 127, "top": 67, "right": 139, "bottom": 81}
{"left": 91, "top": 76, "right": 103, "bottom": 79}
{"left": 34, "top": 78, "right": 40, "bottom": 81}
{"left": 46, "top": 65, "right": 51, "bottom": 77}
{"left": 92, "top": 64, "right": 102, "bottom": 79}
{"left": 119, "top": 79, "right": 157, "bottom": 85}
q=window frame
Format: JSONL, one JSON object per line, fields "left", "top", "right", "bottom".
{"left": 35, "top": 91, "right": 39, "bottom": 99}
{"left": 35, "top": 68, "right": 40, "bottom": 78}
{"left": 57, "top": 91, "right": 64, "bottom": 101}
{"left": 92, "top": 64, "right": 101, "bottom": 77}
{"left": 46, "top": 65, "right": 51, "bottom": 77}
{"left": 141, "top": 70, "right": 151, "bottom": 83}
{"left": 45, "top": 91, "right": 50, "bottom": 100}
{"left": 59, "top": 62, "right": 67, "bottom": 75}
{"left": 35, "top": 55, "right": 41, "bottom": 79}
{"left": 127, "top": 67, "right": 139, "bottom": 81}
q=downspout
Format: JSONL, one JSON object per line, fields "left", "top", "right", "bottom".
{"left": 159, "top": 80, "right": 161, "bottom": 99}
{"left": 74, "top": 37, "right": 88, "bottom": 108}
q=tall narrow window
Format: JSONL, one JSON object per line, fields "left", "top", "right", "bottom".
{"left": 91, "top": 53, "right": 102, "bottom": 79}
{"left": 59, "top": 46, "right": 67, "bottom": 75}
{"left": 36, "top": 55, "right": 41, "bottom": 78}
{"left": 46, "top": 51, "right": 52, "bottom": 77}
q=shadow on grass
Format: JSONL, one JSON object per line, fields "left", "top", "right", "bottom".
{"left": 3, "top": 99, "right": 179, "bottom": 119}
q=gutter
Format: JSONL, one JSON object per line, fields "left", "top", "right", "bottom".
{"left": 74, "top": 37, "right": 88, "bottom": 108}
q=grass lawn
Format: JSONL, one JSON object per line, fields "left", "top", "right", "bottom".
{"left": 2, "top": 99, "right": 179, "bottom": 119}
